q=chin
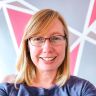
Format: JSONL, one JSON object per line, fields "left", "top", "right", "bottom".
{"left": 40, "top": 67, "right": 57, "bottom": 72}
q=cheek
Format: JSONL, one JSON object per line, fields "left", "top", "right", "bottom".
{"left": 57, "top": 45, "right": 66, "bottom": 60}
{"left": 29, "top": 46, "right": 41, "bottom": 61}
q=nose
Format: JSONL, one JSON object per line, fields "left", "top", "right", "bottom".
{"left": 42, "top": 39, "right": 53, "bottom": 53}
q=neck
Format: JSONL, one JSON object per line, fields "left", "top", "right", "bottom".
{"left": 32, "top": 70, "right": 57, "bottom": 88}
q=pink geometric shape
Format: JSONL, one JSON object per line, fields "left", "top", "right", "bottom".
{"left": 89, "top": 0, "right": 96, "bottom": 26}
{"left": 7, "top": 8, "right": 32, "bottom": 47}
{"left": 70, "top": 44, "right": 80, "bottom": 74}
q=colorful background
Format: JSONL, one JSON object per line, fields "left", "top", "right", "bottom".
{"left": 0, "top": 0, "right": 96, "bottom": 85}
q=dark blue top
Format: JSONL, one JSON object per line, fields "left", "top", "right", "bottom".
{"left": 0, "top": 76, "right": 96, "bottom": 96}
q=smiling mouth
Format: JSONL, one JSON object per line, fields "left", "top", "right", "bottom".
{"left": 40, "top": 57, "right": 56, "bottom": 61}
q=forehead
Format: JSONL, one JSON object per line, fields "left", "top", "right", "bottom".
{"left": 39, "top": 18, "right": 64, "bottom": 36}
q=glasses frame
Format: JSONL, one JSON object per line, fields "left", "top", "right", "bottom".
{"left": 29, "top": 35, "right": 67, "bottom": 47}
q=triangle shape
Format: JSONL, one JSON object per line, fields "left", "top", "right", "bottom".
{"left": 89, "top": 0, "right": 96, "bottom": 26}
{"left": 69, "top": 32, "right": 79, "bottom": 47}
{"left": 8, "top": 1, "right": 32, "bottom": 10}
{"left": 7, "top": 8, "right": 32, "bottom": 47}
{"left": 70, "top": 44, "right": 80, "bottom": 74}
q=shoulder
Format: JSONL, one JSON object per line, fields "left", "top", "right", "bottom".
{"left": 67, "top": 75, "right": 88, "bottom": 84}
{"left": 68, "top": 75, "right": 95, "bottom": 87}
{"left": 0, "top": 83, "right": 34, "bottom": 95}
{"left": 67, "top": 75, "right": 96, "bottom": 89}
{"left": 0, "top": 83, "right": 15, "bottom": 90}
{"left": 0, "top": 82, "right": 26, "bottom": 95}
{"left": 64, "top": 75, "right": 88, "bottom": 90}
{"left": 0, "top": 83, "right": 16, "bottom": 95}
{"left": 64, "top": 75, "right": 96, "bottom": 95}
{"left": 0, "top": 74, "right": 18, "bottom": 95}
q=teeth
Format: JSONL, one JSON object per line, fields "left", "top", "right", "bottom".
{"left": 41, "top": 57, "right": 55, "bottom": 61}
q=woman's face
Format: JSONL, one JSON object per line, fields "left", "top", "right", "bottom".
{"left": 28, "top": 18, "right": 67, "bottom": 72}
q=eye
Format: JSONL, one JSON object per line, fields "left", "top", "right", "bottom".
{"left": 33, "top": 37, "right": 43, "bottom": 41}
{"left": 51, "top": 36, "right": 62, "bottom": 40}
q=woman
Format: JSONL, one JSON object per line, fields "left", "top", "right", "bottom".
{"left": 0, "top": 9, "right": 96, "bottom": 96}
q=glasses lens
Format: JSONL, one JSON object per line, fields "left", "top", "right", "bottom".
{"left": 50, "top": 35, "right": 66, "bottom": 44}
{"left": 30, "top": 37, "right": 44, "bottom": 46}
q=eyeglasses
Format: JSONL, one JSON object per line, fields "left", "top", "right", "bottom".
{"left": 29, "top": 35, "right": 67, "bottom": 47}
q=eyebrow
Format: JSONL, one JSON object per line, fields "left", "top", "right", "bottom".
{"left": 50, "top": 32, "right": 64, "bottom": 35}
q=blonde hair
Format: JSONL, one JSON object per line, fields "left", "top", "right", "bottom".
{"left": 15, "top": 9, "right": 70, "bottom": 87}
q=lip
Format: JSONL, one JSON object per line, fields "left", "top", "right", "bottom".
{"left": 41, "top": 57, "right": 56, "bottom": 60}
{"left": 39, "top": 57, "right": 56, "bottom": 64}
